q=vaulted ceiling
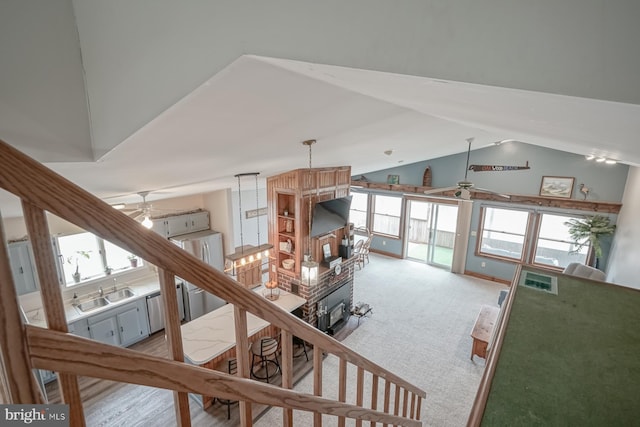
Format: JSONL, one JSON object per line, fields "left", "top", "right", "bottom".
{"left": 1, "top": 1, "right": 639, "bottom": 218}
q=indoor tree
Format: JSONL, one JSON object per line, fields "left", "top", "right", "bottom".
{"left": 564, "top": 215, "right": 616, "bottom": 268}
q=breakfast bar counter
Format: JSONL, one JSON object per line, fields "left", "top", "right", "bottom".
{"left": 181, "top": 286, "right": 306, "bottom": 365}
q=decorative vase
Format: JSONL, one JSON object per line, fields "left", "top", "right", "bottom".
{"left": 72, "top": 272, "right": 81, "bottom": 283}
{"left": 130, "top": 259, "right": 138, "bottom": 268}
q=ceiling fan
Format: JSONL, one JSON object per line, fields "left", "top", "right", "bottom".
{"left": 114, "top": 191, "right": 155, "bottom": 228}
{"left": 423, "top": 137, "right": 511, "bottom": 200}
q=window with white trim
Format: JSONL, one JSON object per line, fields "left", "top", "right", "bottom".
{"left": 349, "top": 192, "right": 369, "bottom": 229}
{"left": 478, "top": 207, "right": 530, "bottom": 261}
{"left": 533, "top": 213, "right": 589, "bottom": 268}
{"left": 372, "top": 194, "right": 402, "bottom": 237}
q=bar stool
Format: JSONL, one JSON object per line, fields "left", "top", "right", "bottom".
{"left": 250, "top": 336, "right": 281, "bottom": 383}
{"left": 217, "top": 358, "right": 238, "bottom": 419}
{"left": 293, "top": 336, "right": 309, "bottom": 361}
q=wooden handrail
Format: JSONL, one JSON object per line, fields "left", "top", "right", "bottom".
{"left": 466, "top": 264, "right": 520, "bottom": 426}
{"left": 26, "top": 327, "right": 421, "bottom": 427}
{"left": 0, "top": 139, "right": 425, "bottom": 426}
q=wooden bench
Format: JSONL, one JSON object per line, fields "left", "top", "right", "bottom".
{"left": 470, "top": 305, "right": 500, "bottom": 360}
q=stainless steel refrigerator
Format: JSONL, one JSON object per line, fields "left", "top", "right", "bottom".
{"left": 170, "top": 230, "right": 227, "bottom": 321}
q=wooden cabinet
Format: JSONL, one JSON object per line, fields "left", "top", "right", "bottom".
{"left": 88, "top": 299, "right": 149, "bottom": 347}
{"left": 151, "top": 210, "right": 210, "bottom": 238}
{"left": 267, "top": 167, "right": 351, "bottom": 283}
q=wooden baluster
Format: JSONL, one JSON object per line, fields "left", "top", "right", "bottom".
{"left": 394, "top": 385, "right": 401, "bottom": 416}
{"left": 159, "top": 269, "right": 191, "bottom": 427}
{"left": 370, "top": 374, "right": 379, "bottom": 427}
{"left": 382, "top": 380, "right": 391, "bottom": 427}
{"left": 234, "top": 306, "right": 252, "bottom": 426}
{"left": 356, "top": 367, "right": 364, "bottom": 427}
{"left": 410, "top": 392, "right": 416, "bottom": 420}
{"left": 402, "top": 388, "right": 409, "bottom": 418}
{"left": 313, "top": 345, "right": 323, "bottom": 427}
{"left": 338, "top": 358, "right": 347, "bottom": 427}
{"left": 281, "top": 329, "right": 293, "bottom": 427}
{"left": 415, "top": 396, "right": 423, "bottom": 421}
{"left": 0, "top": 211, "right": 42, "bottom": 404}
{"left": 22, "top": 202, "right": 85, "bottom": 426}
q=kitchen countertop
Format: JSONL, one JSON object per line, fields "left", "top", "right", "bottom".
{"left": 23, "top": 273, "right": 163, "bottom": 328}
{"left": 181, "top": 286, "right": 306, "bottom": 365}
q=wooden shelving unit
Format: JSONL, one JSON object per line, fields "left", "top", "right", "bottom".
{"left": 267, "top": 167, "right": 351, "bottom": 284}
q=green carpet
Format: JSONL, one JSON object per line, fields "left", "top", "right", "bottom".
{"left": 482, "top": 270, "right": 640, "bottom": 426}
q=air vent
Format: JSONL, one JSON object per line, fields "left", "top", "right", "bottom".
{"left": 519, "top": 271, "right": 558, "bottom": 295}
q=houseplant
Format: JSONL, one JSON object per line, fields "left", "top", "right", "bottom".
{"left": 66, "top": 250, "right": 91, "bottom": 283}
{"left": 564, "top": 215, "right": 616, "bottom": 268}
{"left": 128, "top": 254, "right": 138, "bottom": 268}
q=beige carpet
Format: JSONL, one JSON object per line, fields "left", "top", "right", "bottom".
{"left": 255, "top": 253, "right": 508, "bottom": 427}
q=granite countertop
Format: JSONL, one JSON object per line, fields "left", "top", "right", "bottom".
{"left": 23, "top": 274, "right": 163, "bottom": 327}
{"left": 181, "top": 286, "right": 306, "bottom": 365}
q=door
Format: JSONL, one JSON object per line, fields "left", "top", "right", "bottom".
{"left": 117, "top": 305, "right": 145, "bottom": 347}
{"left": 89, "top": 316, "right": 119, "bottom": 346}
{"left": 406, "top": 200, "right": 458, "bottom": 269}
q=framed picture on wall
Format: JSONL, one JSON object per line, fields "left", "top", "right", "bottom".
{"left": 387, "top": 174, "right": 400, "bottom": 185}
{"left": 539, "top": 176, "right": 575, "bottom": 198}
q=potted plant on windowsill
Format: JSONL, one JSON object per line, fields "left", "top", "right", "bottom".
{"left": 128, "top": 254, "right": 138, "bottom": 268}
{"left": 565, "top": 215, "right": 616, "bottom": 269}
{"left": 66, "top": 250, "right": 91, "bottom": 283}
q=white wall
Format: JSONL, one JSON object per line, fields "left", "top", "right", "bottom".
{"left": 71, "top": 0, "right": 640, "bottom": 155}
{"left": 606, "top": 167, "right": 640, "bottom": 288}
{"left": 203, "top": 189, "right": 234, "bottom": 255}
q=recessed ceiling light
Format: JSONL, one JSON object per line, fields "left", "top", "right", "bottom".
{"left": 596, "top": 157, "right": 606, "bottom": 162}
{"left": 605, "top": 159, "right": 617, "bottom": 164}
{"left": 585, "top": 155, "right": 595, "bottom": 160}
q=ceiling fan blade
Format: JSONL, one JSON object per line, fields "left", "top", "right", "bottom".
{"left": 126, "top": 210, "right": 144, "bottom": 219}
{"left": 424, "top": 186, "right": 458, "bottom": 195}
{"left": 474, "top": 188, "right": 511, "bottom": 199}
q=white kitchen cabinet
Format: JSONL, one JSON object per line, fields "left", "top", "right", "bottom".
{"left": 166, "top": 215, "right": 191, "bottom": 237}
{"left": 68, "top": 318, "right": 91, "bottom": 339}
{"left": 8, "top": 241, "right": 38, "bottom": 295}
{"left": 151, "top": 210, "right": 210, "bottom": 238}
{"left": 189, "top": 211, "right": 210, "bottom": 232}
{"left": 88, "top": 299, "right": 149, "bottom": 347}
{"left": 89, "top": 316, "right": 120, "bottom": 346}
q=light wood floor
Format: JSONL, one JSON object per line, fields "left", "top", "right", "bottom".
{"left": 44, "top": 329, "right": 319, "bottom": 426}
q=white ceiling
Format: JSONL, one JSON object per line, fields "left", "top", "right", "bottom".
{"left": 2, "top": 53, "right": 639, "bottom": 218}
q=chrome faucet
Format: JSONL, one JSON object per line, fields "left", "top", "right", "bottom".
{"left": 99, "top": 286, "right": 104, "bottom": 297}
{"left": 113, "top": 278, "right": 118, "bottom": 292}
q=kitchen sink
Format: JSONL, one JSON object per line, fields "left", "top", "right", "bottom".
{"left": 75, "top": 297, "right": 110, "bottom": 312}
{"left": 105, "top": 287, "right": 135, "bottom": 303}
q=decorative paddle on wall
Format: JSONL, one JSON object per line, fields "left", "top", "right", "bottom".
{"left": 424, "top": 137, "right": 511, "bottom": 200}
{"left": 468, "top": 161, "right": 530, "bottom": 172}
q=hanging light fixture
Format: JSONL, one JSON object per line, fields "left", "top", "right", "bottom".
{"left": 225, "top": 172, "right": 273, "bottom": 284}
{"left": 138, "top": 191, "right": 153, "bottom": 229}
{"left": 300, "top": 139, "right": 319, "bottom": 287}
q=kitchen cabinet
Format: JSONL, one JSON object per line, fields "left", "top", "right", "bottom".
{"left": 151, "top": 210, "right": 210, "bottom": 238}
{"left": 40, "top": 318, "right": 91, "bottom": 385}
{"left": 8, "top": 241, "right": 38, "bottom": 295}
{"left": 88, "top": 299, "right": 149, "bottom": 347}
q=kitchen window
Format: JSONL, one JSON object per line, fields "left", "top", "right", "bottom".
{"left": 56, "top": 232, "right": 143, "bottom": 286}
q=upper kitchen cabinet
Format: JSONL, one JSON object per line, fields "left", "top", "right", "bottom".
{"left": 267, "top": 167, "right": 351, "bottom": 283}
{"left": 8, "top": 241, "right": 39, "bottom": 295}
{"left": 151, "top": 210, "right": 210, "bottom": 238}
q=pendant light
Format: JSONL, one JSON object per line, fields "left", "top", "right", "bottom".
{"left": 300, "top": 139, "right": 319, "bottom": 286}
{"left": 226, "top": 172, "right": 273, "bottom": 282}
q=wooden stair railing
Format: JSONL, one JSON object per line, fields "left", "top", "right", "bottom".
{"left": 0, "top": 139, "right": 426, "bottom": 426}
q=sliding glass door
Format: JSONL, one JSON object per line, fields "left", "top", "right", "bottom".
{"left": 406, "top": 200, "right": 458, "bottom": 269}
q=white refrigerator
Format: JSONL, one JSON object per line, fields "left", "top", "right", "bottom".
{"left": 170, "top": 230, "right": 227, "bottom": 321}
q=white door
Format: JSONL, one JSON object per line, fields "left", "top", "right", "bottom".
{"left": 117, "top": 306, "right": 145, "bottom": 347}
{"left": 89, "top": 316, "right": 119, "bottom": 346}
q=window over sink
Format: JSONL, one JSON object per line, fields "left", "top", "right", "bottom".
{"left": 55, "top": 232, "right": 145, "bottom": 286}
